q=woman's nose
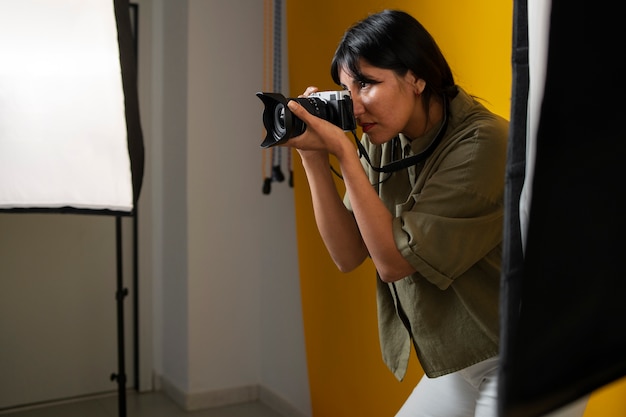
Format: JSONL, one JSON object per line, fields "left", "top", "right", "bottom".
{"left": 350, "top": 95, "right": 365, "bottom": 118}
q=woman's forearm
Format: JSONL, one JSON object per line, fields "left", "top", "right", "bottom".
{"left": 300, "top": 151, "right": 369, "bottom": 272}
{"left": 337, "top": 149, "right": 415, "bottom": 282}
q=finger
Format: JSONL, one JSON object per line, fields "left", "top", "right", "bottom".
{"left": 287, "top": 100, "right": 307, "bottom": 117}
{"left": 298, "top": 86, "right": 318, "bottom": 98}
{"left": 287, "top": 100, "right": 314, "bottom": 125}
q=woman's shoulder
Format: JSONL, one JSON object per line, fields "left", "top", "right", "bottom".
{"left": 448, "top": 87, "right": 508, "bottom": 142}
{"left": 439, "top": 88, "right": 509, "bottom": 184}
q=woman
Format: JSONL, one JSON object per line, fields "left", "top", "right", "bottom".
{"left": 284, "top": 10, "right": 507, "bottom": 416}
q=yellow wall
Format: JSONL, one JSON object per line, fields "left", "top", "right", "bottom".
{"left": 286, "top": 1, "right": 626, "bottom": 415}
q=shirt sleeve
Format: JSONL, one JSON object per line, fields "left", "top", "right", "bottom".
{"left": 393, "top": 119, "right": 508, "bottom": 290}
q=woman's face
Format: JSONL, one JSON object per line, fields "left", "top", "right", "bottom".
{"left": 339, "top": 59, "right": 426, "bottom": 144}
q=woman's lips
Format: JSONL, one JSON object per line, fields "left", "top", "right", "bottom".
{"left": 360, "top": 122, "right": 376, "bottom": 133}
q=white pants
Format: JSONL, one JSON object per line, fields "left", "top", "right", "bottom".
{"left": 395, "top": 356, "right": 588, "bottom": 417}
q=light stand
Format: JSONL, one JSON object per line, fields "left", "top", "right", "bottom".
{"left": 111, "top": 216, "right": 128, "bottom": 416}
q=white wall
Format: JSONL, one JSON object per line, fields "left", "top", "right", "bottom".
{"left": 143, "top": 0, "right": 311, "bottom": 415}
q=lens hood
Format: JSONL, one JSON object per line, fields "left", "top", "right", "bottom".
{"left": 257, "top": 92, "right": 306, "bottom": 148}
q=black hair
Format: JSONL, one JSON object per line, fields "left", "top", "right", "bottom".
{"left": 330, "top": 10, "right": 457, "bottom": 110}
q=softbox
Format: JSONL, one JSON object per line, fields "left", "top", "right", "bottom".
{"left": 0, "top": 0, "right": 144, "bottom": 214}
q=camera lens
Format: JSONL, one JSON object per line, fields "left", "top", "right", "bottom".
{"left": 257, "top": 92, "right": 343, "bottom": 148}
{"left": 273, "top": 103, "right": 287, "bottom": 140}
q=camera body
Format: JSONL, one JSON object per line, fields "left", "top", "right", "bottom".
{"left": 256, "top": 90, "right": 356, "bottom": 148}
{"left": 306, "top": 90, "right": 356, "bottom": 131}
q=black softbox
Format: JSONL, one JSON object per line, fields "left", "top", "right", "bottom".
{"left": 499, "top": 0, "right": 626, "bottom": 416}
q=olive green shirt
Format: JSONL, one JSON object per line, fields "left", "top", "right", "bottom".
{"left": 344, "top": 87, "right": 508, "bottom": 380}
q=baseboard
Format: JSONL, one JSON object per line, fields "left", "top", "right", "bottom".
{"left": 155, "top": 374, "right": 309, "bottom": 416}
{"left": 159, "top": 376, "right": 257, "bottom": 411}
{"left": 259, "top": 385, "right": 310, "bottom": 417}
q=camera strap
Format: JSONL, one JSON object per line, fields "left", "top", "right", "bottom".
{"left": 353, "top": 96, "right": 449, "bottom": 174}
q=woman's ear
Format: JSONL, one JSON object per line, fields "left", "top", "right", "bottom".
{"left": 407, "top": 71, "right": 426, "bottom": 95}
{"left": 415, "top": 79, "right": 426, "bottom": 96}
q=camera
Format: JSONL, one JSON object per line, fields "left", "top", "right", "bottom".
{"left": 256, "top": 90, "right": 356, "bottom": 148}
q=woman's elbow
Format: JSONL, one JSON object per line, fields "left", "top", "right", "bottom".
{"left": 332, "top": 251, "right": 368, "bottom": 273}
{"left": 376, "top": 261, "right": 415, "bottom": 283}
{"left": 334, "top": 256, "right": 364, "bottom": 273}
{"left": 377, "top": 270, "right": 403, "bottom": 283}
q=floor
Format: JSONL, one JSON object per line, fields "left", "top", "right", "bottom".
{"left": 0, "top": 391, "right": 285, "bottom": 417}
